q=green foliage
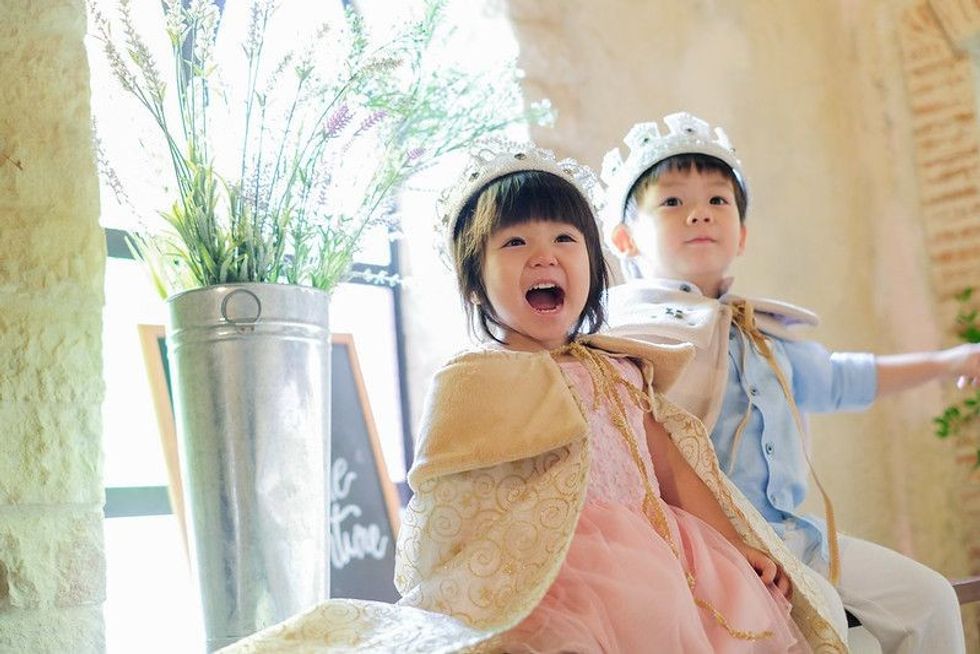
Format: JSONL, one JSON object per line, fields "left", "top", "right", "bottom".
{"left": 92, "top": 0, "right": 552, "bottom": 296}
{"left": 954, "top": 287, "right": 980, "bottom": 344}
{"left": 933, "top": 286, "right": 980, "bottom": 467}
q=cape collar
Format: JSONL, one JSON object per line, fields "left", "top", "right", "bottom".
{"left": 409, "top": 334, "right": 694, "bottom": 489}
{"left": 606, "top": 278, "right": 819, "bottom": 345}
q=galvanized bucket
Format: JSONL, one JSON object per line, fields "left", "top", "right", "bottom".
{"left": 166, "top": 283, "right": 331, "bottom": 651}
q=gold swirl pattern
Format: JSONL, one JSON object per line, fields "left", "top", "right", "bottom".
{"left": 396, "top": 440, "right": 589, "bottom": 633}
{"left": 221, "top": 337, "right": 846, "bottom": 653}
{"left": 222, "top": 599, "right": 494, "bottom": 653}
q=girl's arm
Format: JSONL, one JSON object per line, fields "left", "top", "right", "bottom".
{"left": 644, "top": 411, "right": 792, "bottom": 598}
{"left": 876, "top": 343, "right": 980, "bottom": 396}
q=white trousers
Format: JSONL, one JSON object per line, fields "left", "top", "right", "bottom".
{"left": 791, "top": 532, "right": 966, "bottom": 654}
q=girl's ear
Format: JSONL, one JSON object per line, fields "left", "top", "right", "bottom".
{"left": 610, "top": 223, "right": 639, "bottom": 257}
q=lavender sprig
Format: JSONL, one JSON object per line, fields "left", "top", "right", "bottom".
{"left": 92, "top": 0, "right": 554, "bottom": 296}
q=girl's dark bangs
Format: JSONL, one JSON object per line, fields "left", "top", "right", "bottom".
{"left": 494, "top": 172, "right": 594, "bottom": 233}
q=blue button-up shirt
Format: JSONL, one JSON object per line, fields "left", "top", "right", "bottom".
{"left": 710, "top": 324, "right": 878, "bottom": 564}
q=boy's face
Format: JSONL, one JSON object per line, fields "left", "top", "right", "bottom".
{"left": 620, "top": 167, "right": 746, "bottom": 296}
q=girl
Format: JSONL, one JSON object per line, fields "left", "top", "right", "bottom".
{"left": 223, "top": 143, "right": 844, "bottom": 653}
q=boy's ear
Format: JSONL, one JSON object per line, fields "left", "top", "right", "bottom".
{"left": 610, "top": 223, "right": 639, "bottom": 256}
{"left": 737, "top": 224, "right": 748, "bottom": 255}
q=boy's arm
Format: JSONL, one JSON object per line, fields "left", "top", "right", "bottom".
{"left": 875, "top": 343, "right": 980, "bottom": 397}
{"left": 643, "top": 411, "right": 792, "bottom": 597}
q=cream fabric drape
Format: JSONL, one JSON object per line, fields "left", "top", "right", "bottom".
{"left": 223, "top": 335, "right": 845, "bottom": 653}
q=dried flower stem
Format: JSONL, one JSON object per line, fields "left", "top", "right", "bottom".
{"left": 93, "top": 0, "right": 553, "bottom": 295}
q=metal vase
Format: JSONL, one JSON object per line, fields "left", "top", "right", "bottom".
{"left": 166, "top": 283, "right": 332, "bottom": 651}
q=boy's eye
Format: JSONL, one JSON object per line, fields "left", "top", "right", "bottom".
{"left": 662, "top": 197, "right": 681, "bottom": 207}
{"left": 502, "top": 237, "right": 525, "bottom": 247}
{"left": 710, "top": 196, "right": 729, "bottom": 205}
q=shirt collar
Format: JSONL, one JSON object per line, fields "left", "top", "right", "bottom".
{"left": 652, "top": 277, "right": 735, "bottom": 298}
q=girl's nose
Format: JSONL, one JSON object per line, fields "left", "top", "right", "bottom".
{"left": 529, "top": 247, "right": 559, "bottom": 267}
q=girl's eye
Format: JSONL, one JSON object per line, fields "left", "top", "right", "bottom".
{"left": 502, "top": 237, "right": 525, "bottom": 247}
{"left": 555, "top": 233, "right": 577, "bottom": 243}
{"left": 662, "top": 197, "right": 681, "bottom": 207}
{"left": 710, "top": 196, "right": 729, "bottom": 205}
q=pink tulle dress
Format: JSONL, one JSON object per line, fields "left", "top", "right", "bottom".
{"left": 503, "top": 356, "right": 808, "bottom": 653}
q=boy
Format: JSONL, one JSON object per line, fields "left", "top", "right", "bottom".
{"left": 601, "top": 112, "right": 976, "bottom": 653}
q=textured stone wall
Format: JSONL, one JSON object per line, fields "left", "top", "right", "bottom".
{"left": 0, "top": 0, "right": 106, "bottom": 651}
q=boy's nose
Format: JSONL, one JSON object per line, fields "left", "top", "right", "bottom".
{"left": 686, "top": 209, "right": 713, "bottom": 225}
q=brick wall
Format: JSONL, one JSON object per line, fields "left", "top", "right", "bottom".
{"left": 899, "top": 2, "right": 980, "bottom": 300}
{"left": 897, "top": 0, "right": 980, "bottom": 639}
{"left": 0, "top": 0, "right": 106, "bottom": 651}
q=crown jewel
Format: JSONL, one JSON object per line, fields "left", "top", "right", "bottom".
{"left": 600, "top": 112, "right": 746, "bottom": 222}
{"left": 437, "top": 138, "right": 603, "bottom": 260}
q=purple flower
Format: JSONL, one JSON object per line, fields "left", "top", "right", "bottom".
{"left": 325, "top": 105, "right": 352, "bottom": 137}
{"left": 354, "top": 110, "right": 387, "bottom": 136}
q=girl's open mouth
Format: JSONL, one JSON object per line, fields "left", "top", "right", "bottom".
{"left": 525, "top": 282, "right": 565, "bottom": 313}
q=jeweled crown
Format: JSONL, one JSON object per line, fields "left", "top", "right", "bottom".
{"left": 601, "top": 112, "right": 747, "bottom": 223}
{"left": 437, "top": 138, "right": 603, "bottom": 261}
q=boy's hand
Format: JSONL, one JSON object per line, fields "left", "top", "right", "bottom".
{"left": 878, "top": 344, "right": 980, "bottom": 395}
{"left": 945, "top": 343, "right": 980, "bottom": 389}
{"left": 736, "top": 543, "right": 793, "bottom": 599}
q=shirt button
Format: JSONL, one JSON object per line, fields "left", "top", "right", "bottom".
{"left": 764, "top": 442, "right": 774, "bottom": 456}
{"left": 749, "top": 386, "right": 759, "bottom": 396}
{"left": 680, "top": 283, "right": 692, "bottom": 292}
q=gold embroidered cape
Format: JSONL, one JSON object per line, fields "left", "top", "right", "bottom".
{"left": 221, "top": 335, "right": 846, "bottom": 653}
{"left": 606, "top": 279, "right": 820, "bottom": 433}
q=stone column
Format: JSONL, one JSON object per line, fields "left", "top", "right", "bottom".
{"left": 0, "top": 0, "right": 106, "bottom": 652}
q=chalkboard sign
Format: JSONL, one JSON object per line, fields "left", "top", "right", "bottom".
{"left": 137, "top": 324, "right": 188, "bottom": 557}
{"left": 329, "top": 333, "right": 400, "bottom": 603}
{"left": 139, "top": 327, "right": 401, "bottom": 603}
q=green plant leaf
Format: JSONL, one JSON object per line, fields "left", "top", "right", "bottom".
{"left": 96, "top": 0, "right": 545, "bottom": 296}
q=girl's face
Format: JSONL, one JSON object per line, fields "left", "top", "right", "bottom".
{"left": 631, "top": 168, "right": 746, "bottom": 298}
{"left": 481, "top": 219, "right": 591, "bottom": 351}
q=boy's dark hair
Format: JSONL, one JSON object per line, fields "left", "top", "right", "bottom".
{"left": 451, "top": 170, "right": 609, "bottom": 343}
{"left": 625, "top": 153, "right": 748, "bottom": 223}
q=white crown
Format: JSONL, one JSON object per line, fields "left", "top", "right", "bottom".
{"left": 600, "top": 112, "right": 746, "bottom": 223}
{"left": 437, "top": 138, "right": 603, "bottom": 260}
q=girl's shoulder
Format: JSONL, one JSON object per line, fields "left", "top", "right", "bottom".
{"left": 581, "top": 333, "right": 694, "bottom": 394}
{"left": 445, "top": 342, "right": 538, "bottom": 361}
{"left": 411, "top": 345, "right": 586, "bottom": 488}
{"left": 427, "top": 346, "right": 566, "bottom": 405}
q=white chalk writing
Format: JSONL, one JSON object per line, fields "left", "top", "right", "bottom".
{"left": 330, "top": 456, "right": 389, "bottom": 569}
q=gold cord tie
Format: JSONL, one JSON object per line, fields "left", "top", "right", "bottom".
{"left": 729, "top": 299, "right": 841, "bottom": 585}
{"left": 551, "top": 340, "right": 774, "bottom": 641}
